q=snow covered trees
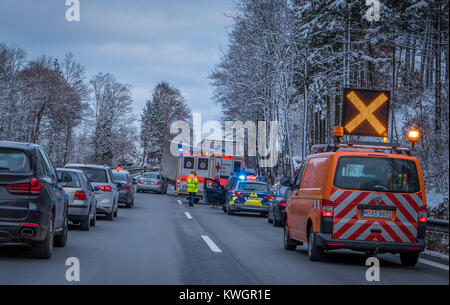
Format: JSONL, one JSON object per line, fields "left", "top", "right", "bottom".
{"left": 0, "top": 42, "right": 138, "bottom": 167}
{"left": 140, "top": 81, "right": 191, "bottom": 165}
{"left": 211, "top": 0, "right": 449, "bottom": 193}
{"left": 89, "top": 72, "right": 134, "bottom": 165}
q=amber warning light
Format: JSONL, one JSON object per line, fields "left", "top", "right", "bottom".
{"left": 408, "top": 129, "right": 420, "bottom": 142}
{"left": 333, "top": 126, "right": 344, "bottom": 137}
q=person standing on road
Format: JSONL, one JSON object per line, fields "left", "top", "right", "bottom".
{"left": 209, "top": 175, "right": 221, "bottom": 209}
{"left": 187, "top": 171, "right": 198, "bottom": 207}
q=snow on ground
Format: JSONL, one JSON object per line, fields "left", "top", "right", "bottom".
{"left": 426, "top": 190, "right": 447, "bottom": 208}
{"left": 424, "top": 249, "right": 449, "bottom": 262}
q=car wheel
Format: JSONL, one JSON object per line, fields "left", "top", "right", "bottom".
{"left": 226, "top": 203, "right": 233, "bottom": 215}
{"left": 113, "top": 207, "right": 118, "bottom": 218}
{"left": 126, "top": 196, "right": 132, "bottom": 208}
{"left": 54, "top": 208, "right": 68, "bottom": 247}
{"left": 283, "top": 220, "right": 297, "bottom": 251}
{"left": 90, "top": 208, "right": 96, "bottom": 227}
{"left": 307, "top": 230, "right": 324, "bottom": 261}
{"left": 267, "top": 208, "right": 273, "bottom": 223}
{"left": 400, "top": 252, "right": 419, "bottom": 267}
{"left": 80, "top": 213, "right": 90, "bottom": 231}
{"left": 273, "top": 210, "right": 282, "bottom": 227}
{"left": 32, "top": 212, "right": 54, "bottom": 259}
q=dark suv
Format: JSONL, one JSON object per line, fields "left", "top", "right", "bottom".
{"left": 0, "top": 141, "right": 68, "bottom": 258}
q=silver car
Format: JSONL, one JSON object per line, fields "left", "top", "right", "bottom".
{"left": 136, "top": 172, "right": 167, "bottom": 194}
{"left": 56, "top": 168, "right": 97, "bottom": 231}
{"left": 65, "top": 164, "right": 119, "bottom": 220}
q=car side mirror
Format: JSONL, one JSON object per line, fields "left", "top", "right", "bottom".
{"left": 280, "top": 177, "right": 292, "bottom": 187}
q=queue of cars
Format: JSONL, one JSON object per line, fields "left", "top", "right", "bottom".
{"left": 203, "top": 141, "right": 428, "bottom": 267}
{"left": 0, "top": 140, "right": 156, "bottom": 259}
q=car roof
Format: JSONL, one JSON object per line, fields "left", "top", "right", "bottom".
{"left": 112, "top": 170, "right": 130, "bottom": 175}
{"left": 0, "top": 141, "right": 40, "bottom": 150}
{"left": 65, "top": 163, "right": 111, "bottom": 169}
{"left": 237, "top": 181, "right": 267, "bottom": 186}
{"left": 306, "top": 150, "right": 418, "bottom": 161}
{"left": 56, "top": 168, "right": 85, "bottom": 174}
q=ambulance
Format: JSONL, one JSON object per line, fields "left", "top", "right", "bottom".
{"left": 175, "top": 154, "right": 245, "bottom": 197}
{"left": 160, "top": 140, "right": 246, "bottom": 200}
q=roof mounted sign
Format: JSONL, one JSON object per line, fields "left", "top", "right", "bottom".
{"left": 342, "top": 88, "right": 390, "bottom": 137}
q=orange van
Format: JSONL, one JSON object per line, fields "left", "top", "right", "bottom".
{"left": 282, "top": 143, "right": 427, "bottom": 266}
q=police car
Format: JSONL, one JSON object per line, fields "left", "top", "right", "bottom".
{"left": 224, "top": 180, "right": 273, "bottom": 216}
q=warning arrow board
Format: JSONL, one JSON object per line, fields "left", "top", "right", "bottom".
{"left": 341, "top": 88, "right": 390, "bottom": 137}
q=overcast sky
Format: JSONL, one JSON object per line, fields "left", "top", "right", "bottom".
{"left": 0, "top": 0, "right": 234, "bottom": 121}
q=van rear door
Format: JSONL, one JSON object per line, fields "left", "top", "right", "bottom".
{"left": 331, "top": 156, "right": 422, "bottom": 243}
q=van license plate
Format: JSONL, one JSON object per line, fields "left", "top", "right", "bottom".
{"left": 361, "top": 209, "right": 392, "bottom": 219}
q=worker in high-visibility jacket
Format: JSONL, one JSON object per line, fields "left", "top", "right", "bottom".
{"left": 186, "top": 171, "right": 198, "bottom": 206}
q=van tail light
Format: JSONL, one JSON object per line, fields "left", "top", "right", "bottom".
{"left": 264, "top": 196, "right": 274, "bottom": 200}
{"left": 74, "top": 190, "right": 87, "bottom": 201}
{"left": 322, "top": 200, "right": 334, "bottom": 217}
{"left": 6, "top": 178, "right": 42, "bottom": 195}
{"left": 98, "top": 185, "right": 112, "bottom": 192}
{"left": 232, "top": 192, "right": 243, "bottom": 197}
{"left": 418, "top": 205, "right": 427, "bottom": 223}
{"left": 138, "top": 180, "right": 143, "bottom": 184}
{"left": 278, "top": 201, "right": 287, "bottom": 207}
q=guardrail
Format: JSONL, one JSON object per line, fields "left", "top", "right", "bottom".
{"left": 428, "top": 218, "right": 449, "bottom": 233}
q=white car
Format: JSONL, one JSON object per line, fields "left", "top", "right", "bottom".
{"left": 56, "top": 168, "right": 97, "bottom": 230}
{"left": 65, "top": 164, "right": 119, "bottom": 220}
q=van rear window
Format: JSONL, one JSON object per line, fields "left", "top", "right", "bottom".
{"left": 0, "top": 149, "right": 30, "bottom": 172}
{"left": 334, "top": 156, "right": 420, "bottom": 193}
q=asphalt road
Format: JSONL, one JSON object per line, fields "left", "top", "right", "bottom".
{"left": 0, "top": 192, "right": 448, "bottom": 284}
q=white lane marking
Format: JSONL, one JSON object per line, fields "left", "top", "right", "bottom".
{"left": 177, "top": 200, "right": 182, "bottom": 205}
{"left": 201, "top": 235, "right": 222, "bottom": 253}
{"left": 185, "top": 212, "right": 192, "bottom": 219}
{"left": 418, "top": 258, "right": 449, "bottom": 271}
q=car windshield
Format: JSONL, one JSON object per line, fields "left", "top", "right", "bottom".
{"left": 57, "top": 171, "right": 81, "bottom": 188}
{"left": 0, "top": 149, "right": 30, "bottom": 172}
{"left": 113, "top": 172, "right": 128, "bottom": 183}
{"left": 238, "top": 183, "right": 269, "bottom": 192}
{"left": 141, "top": 172, "right": 159, "bottom": 179}
{"left": 69, "top": 167, "right": 108, "bottom": 183}
{"left": 334, "top": 156, "right": 420, "bottom": 193}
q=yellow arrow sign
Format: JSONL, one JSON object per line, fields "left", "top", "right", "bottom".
{"left": 345, "top": 90, "right": 388, "bottom": 135}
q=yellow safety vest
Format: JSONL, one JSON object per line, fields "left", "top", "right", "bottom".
{"left": 187, "top": 175, "right": 198, "bottom": 193}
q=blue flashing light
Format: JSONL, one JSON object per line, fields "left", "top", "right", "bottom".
{"left": 239, "top": 175, "right": 246, "bottom": 180}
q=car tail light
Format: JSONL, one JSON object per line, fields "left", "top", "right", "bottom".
{"left": 74, "top": 190, "right": 87, "bottom": 201}
{"left": 322, "top": 200, "right": 334, "bottom": 217}
{"left": 156, "top": 181, "right": 161, "bottom": 186}
{"left": 232, "top": 192, "right": 243, "bottom": 197}
{"left": 264, "top": 196, "right": 274, "bottom": 200}
{"left": 278, "top": 201, "right": 287, "bottom": 207}
{"left": 418, "top": 205, "right": 427, "bottom": 223}
{"left": 123, "top": 185, "right": 131, "bottom": 191}
{"left": 98, "top": 185, "right": 112, "bottom": 192}
{"left": 138, "top": 180, "right": 142, "bottom": 184}
{"left": 6, "top": 178, "right": 42, "bottom": 195}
